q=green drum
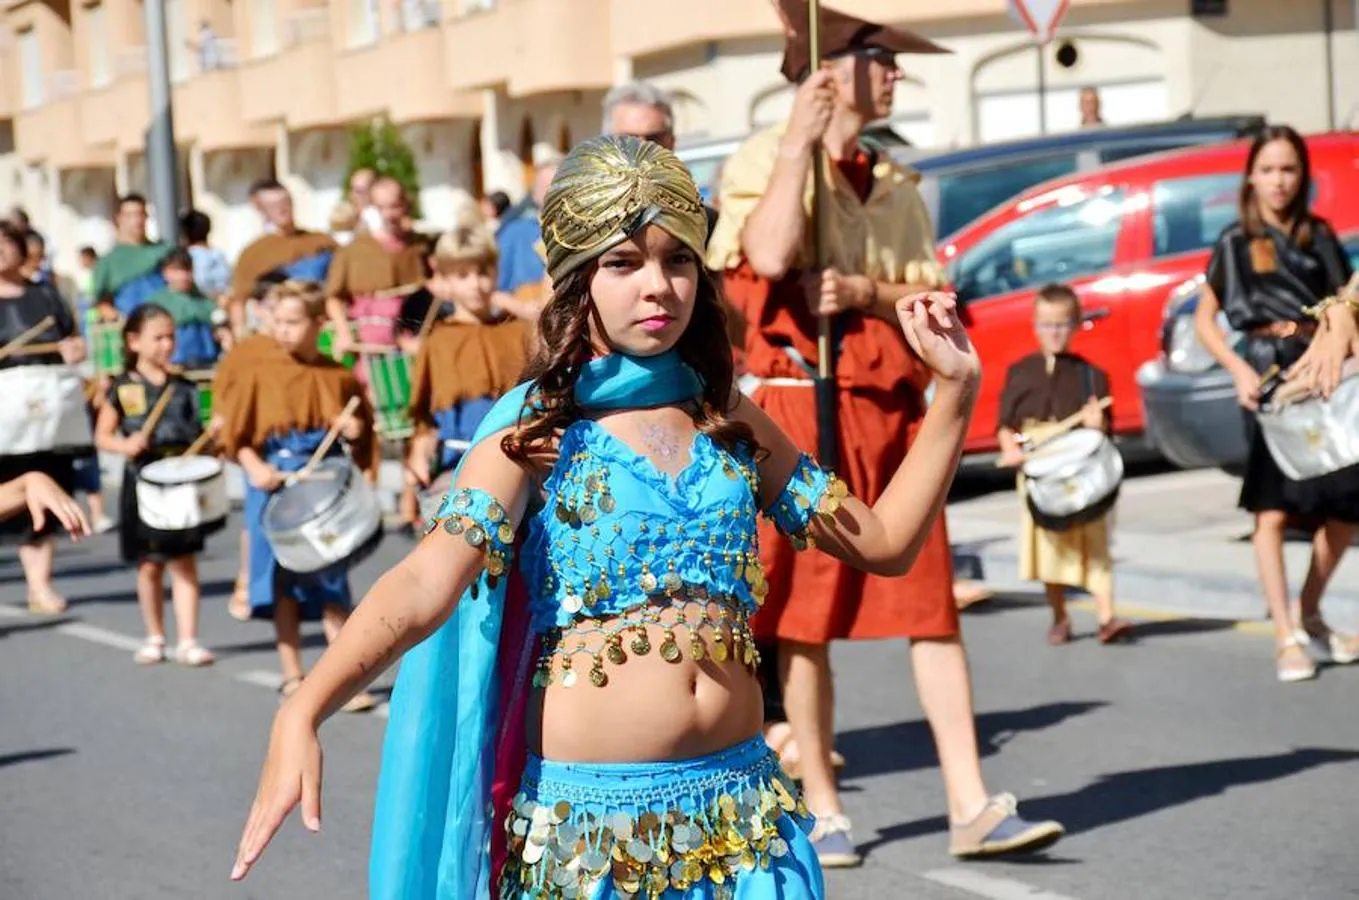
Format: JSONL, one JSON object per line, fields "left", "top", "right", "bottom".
{"left": 197, "top": 382, "right": 214, "bottom": 428}
{"left": 368, "top": 351, "right": 414, "bottom": 440}
{"left": 318, "top": 323, "right": 357, "bottom": 370}
{"left": 87, "top": 315, "right": 125, "bottom": 378}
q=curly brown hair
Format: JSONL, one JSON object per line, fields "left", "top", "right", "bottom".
{"left": 501, "top": 266, "right": 758, "bottom": 473}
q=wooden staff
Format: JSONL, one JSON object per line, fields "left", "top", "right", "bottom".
{"left": 297, "top": 396, "right": 361, "bottom": 480}
{"left": 807, "top": 0, "right": 839, "bottom": 470}
{"left": 373, "top": 282, "right": 423, "bottom": 299}
{"left": 0, "top": 316, "right": 55, "bottom": 360}
{"left": 138, "top": 384, "right": 178, "bottom": 439}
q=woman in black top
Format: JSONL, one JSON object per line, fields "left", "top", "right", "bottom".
{"left": 0, "top": 223, "right": 87, "bottom": 614}
{"left": 1195, "top": 125, "right": 1358, "bottom": 684}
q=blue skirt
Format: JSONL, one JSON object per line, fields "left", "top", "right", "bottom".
{"left": 500, "top": 737, "right": 823, "bottom": 899}
{"left": 244, "top": 430, "right": 352, "bottom": 621}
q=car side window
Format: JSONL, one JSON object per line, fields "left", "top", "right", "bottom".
{"left": 951, "top": 188, "right": 1127, "bottom": 302}
{"left": 934, "top": 154, "right": 1078, "bottom": 240}
{"left": 1151, "top": 174, "right": 1241, "bottom": 258}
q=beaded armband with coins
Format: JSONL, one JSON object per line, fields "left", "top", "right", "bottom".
{"left": 426, "top": 487, "right": 516, "bottom": 596}
{"left": 766, "top": 453, "right": 848, "bottom": 551}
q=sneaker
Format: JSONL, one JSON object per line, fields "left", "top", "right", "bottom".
{"left": 809, "top": 813, "right": 861, "bottom": 868}
{"left": 92, "top": 516, "right": 116, "bottom": 534}
{"left": 949, "top": 793, "right": 1064, "bottom": 858}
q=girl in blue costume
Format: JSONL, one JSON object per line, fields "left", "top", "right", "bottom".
{"left": 221, "top": 280, "right": 379, "bottom": 712}
{"left": 232, "top": 136, "right": 982, "bottom": 899}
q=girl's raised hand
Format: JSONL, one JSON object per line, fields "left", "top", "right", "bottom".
{"left": 896, "top": 292, "right": 980, "bottom": 386}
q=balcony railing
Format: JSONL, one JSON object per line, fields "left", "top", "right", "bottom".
{"left": 47, "top": 69, "right": 80, "bottom": 101}
{"left": 284, "top": 8, "right": 331, "bottom": 47}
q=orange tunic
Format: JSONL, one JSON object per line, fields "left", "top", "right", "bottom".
{"left": 217, "top": 344, "right": 375, "bottom": 472}
{"left": 409, "top": 318, "right": 529, "bottom": 428}
{"left": 709, "top": 123, "right": 956, "bottom": 644}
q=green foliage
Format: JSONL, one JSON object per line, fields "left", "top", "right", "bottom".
{"left": 345, "top": 117, "right": 422, "bottom": 218}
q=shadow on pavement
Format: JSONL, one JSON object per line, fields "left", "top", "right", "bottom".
{"left": 1, "top": 559, "right": 130, "bottom": 583}
{"left": 64, "top": 578, "right": 237, "bottom": 607}
{"left": 0, "top": 748, "right": 75, "bottom": 770}
{"left": 858, "top": 747, "right": 1358, "bottom": 859}
{"left": 210, "top": 631, "right": 329, "bottom": 657}
{"left": 1020, "top": 747, "right": 1359, "bottom": 836}
{"left": 836, "top": 700, "right": 1109, "bottom": 781}
{"left": 0, "top": 616, "right": 68, "bottom": 639}
{"left": 1124, "top": 618, "right": 1240, "bottom": 639}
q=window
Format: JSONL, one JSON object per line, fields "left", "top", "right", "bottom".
{"left": 951, "top": 188, "right": 1128, "bottom": 302}
{"left": 251, "top": 0, "right": 279, "bottom": 57}
{"left": 931, "top": 154, "right": 1077, "bottom": 240}
{"left": 87, "top": 4, "right": 112, "bottom": 88}
{"left": 1152, "top": 174, "right": 1240, "bottom": 258}
{"left": 347, "top": 0, "right": 379, "bottom": 47}
{"left": 19, "top": 28, "right": 42, "bottom": 108}
{"left": 165, "top": 0, "right": 190, "bottom": 83}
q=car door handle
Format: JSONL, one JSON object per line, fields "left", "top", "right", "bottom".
{"left": 1081, "top": 307, "right": 1112, "bottom": 329}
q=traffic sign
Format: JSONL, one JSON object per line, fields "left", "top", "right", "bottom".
{"left": 1008, "top": 0, "right": 1071, "bottom": 45}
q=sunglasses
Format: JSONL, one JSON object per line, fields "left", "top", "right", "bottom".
{"left": 626, "top": 129, "right": 674, "bottom": 146}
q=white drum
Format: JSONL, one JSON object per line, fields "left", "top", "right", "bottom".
{"left": 263, "top": 457, "right": 383, "bottom": 574}
{"left": 136, "top": 456, "right": 229, "bottom": 535}
{"left": 0, "top": 365, "right": 92, "bottom": 456}
{"left": 1022, "top": 428, "right": 1124, "bottom": 531}
{"left": 1260, "top": 364, "right": 1359, "bottom": 481}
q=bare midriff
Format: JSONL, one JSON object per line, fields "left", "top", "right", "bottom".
{"left": 525, "top": 594, "right": 764, "bottom": 762}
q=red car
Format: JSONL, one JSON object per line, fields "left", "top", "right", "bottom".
{"left": 938, "top": 132, "right": 1359, "bottom": 455}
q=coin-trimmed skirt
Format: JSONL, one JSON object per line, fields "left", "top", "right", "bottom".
{"left": 499, "top": 736, "right": 824, "bottom": 899}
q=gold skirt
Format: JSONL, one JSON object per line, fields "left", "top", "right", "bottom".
{"left": 1017, "top": 472, "right": 1113, "bottom": 596}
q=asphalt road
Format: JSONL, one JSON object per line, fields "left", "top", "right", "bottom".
{"left": 2, "top": 491, "right": 1358, "bottom": 900}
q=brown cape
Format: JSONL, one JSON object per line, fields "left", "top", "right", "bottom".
{"left": 409, "top": 318, "right": 530, "bottom": 427}
{"left": 323, "top": 233, "right": 428, "bottom": 301}
{"left": 230, "top": 232, "right": 337, "bottom": 299}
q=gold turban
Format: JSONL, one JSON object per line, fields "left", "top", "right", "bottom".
{"left": 540, "top": 135, "right": 708, "bottom": 283}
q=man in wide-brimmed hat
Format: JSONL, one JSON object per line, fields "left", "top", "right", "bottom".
{"left": 708, "top": 0, "right": 1065, "bottom": 867}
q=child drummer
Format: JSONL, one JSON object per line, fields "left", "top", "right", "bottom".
{"left": 404, "top": 218, "right": 529, "bottom": 494}
{"left": 95, "top": 304, "right": 217, "bottom": 666}
{"left": 217, "top": 280, "right": 378, "bottom": 711}
{"left": 997, "top": 283, "right": 1132, "bottom": 646}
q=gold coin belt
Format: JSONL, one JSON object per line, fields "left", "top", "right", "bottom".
{"left": 500, "top": 759, "right": 810, "bottom": 899}
{"left": 534, "top": 595, "right": 760, "bottom": 689}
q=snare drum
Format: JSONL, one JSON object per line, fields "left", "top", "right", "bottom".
{"left": 0, "top": 365, "right": 94, "bottom": 456}
{"left": 88, "top": 318, "right": 126, "bottom": 378}
{"left": 369, "top": 351, "right": 415, "bottom": 440}
{"left": 317, "top": 323, "right": 357, "bottom": 370}
{"left": 263, "top": 457, "right": 383, "bottom": 574}
{"left": 1259, "top": 364, "right": 1359, "bottom": 481}
{"left": 1022, "top": 428, "right": 1124, "bottom": 532}
{"left": 136, "top": 455, "right": 229, "bottom": 536}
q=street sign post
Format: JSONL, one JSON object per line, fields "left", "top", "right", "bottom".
{"left": 1007, "top": 0, "right": 1071, "bottom": 135}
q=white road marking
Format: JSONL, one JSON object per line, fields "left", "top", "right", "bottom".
{"left": 54, "top": 622, "right": 145, "bottom": 653}
{"left": 234, "top": 669, "right": 285, "bottom": 690}
{"left": 923, "top": 869, "right": 1081, "bottom": 900}
{"left": 0, "top": 605, "right": 28, "bottom": 619}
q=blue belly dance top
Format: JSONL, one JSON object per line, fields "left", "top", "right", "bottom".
{"left": 371, "top": 350, "right": 843, "bottom": 898}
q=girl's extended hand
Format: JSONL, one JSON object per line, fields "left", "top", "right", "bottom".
{"left": 896, "top": 292, "right": 981, "bottom": 386}
{"left": 231, "top": 709, "right": 323, "bottom": 881}
{"left": 25, "top": 472, "right": 91, "bottom": 538}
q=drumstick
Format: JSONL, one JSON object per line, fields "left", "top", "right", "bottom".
{"left": 3, "top": 341, "right": 64, "bottom": 357}
{"left": 417, "top": 294, "right": 444, "bottom": 338}
{"left": 138, "top": 384, "right": 177, "bottom": 439}
{"left": 0, "top": 316, "right": 55, "bottom": 359}
{"left": 299, "top": 395, "right": 362, "bottom": 479}
{"left": 1017, "top": 396, "right": 1115, "bottom": 457}
{"left": 181, "top": 429, "right": 215, "bottom": 457}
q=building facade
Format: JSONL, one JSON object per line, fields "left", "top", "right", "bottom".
{"left": 1, "top": 0, "right": 1355, "bottom": 276}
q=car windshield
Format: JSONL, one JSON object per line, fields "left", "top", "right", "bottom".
{"left": 932, "top": 155, "right": 1078, "bottom": 239}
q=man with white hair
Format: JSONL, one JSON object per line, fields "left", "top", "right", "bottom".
{"left": 601, "top": 81, "right": 676, "bottom": 151}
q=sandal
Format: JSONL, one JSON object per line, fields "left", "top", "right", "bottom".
{"left": 175, "top": 640, "right": 215, "bottom": 668}
{"left": 1276, "top": 637, "right": 1318, "bottom": 684}
{"left": 228, "top": 577, "right": 251, "bottom": 622}
{"left": 278, "top": 675, "right": 304, "bottom": 700}
{"left": 1047, "top": 619, "right": 1072, "bottom": 646}
{"left": 134, "top": 636, "right": 168, "bottom": 665}
{"left": 27, "top": 588, "right": 68, "bottom": 616}
{"left": 342, "top": 690, "right": 379, "bottom": 714}
{"left": 1294, "top": 616, "right": 1359, "bottom": 665}
{"left": 1097, "top": 618, "right": 1134, "bottom": 644}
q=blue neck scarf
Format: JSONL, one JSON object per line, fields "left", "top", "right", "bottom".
{"left": 370, "top": 350, "right": 702, "bottom": 900}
